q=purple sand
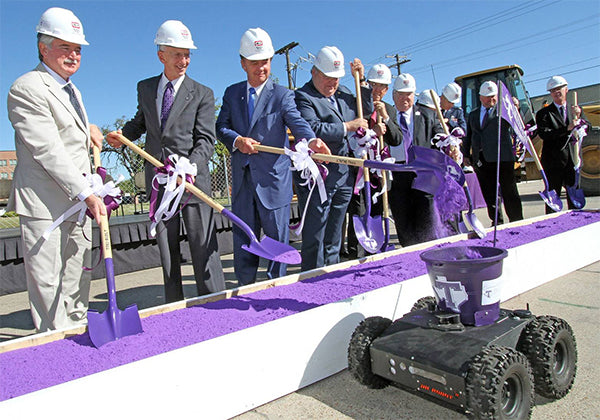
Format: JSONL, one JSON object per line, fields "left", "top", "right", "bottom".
{"left": 1, "top": 212, "right": 598, "bottom": 401}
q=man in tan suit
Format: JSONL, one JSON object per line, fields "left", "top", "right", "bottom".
{"left": 7, "top": 7, "right": 105, "bottom": 331}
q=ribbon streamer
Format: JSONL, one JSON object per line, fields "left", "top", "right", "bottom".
{"left": 431, "top": 127, "right": 464, "bottom": 166}
{"left": 42, "top": 171, "right": 124, "bottom": 240}
{"left": 149, "top": 154, "right": 197, "bottom": 237}
{"left": 285, "top": 139, "right": 327, "bottom": 237}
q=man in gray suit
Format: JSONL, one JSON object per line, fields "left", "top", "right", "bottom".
{"left": 107, "top": 20, "right": 225, "bottom": 303}
{"left": 7, "top": 7, "right": 106, "bottom": 331}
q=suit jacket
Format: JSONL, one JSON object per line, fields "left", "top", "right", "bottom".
{"left": 122, "top": 74, "right": 215, "bottom": 201}
{"left": 368, "top": 101, "right": 402, "bottom": 147}
{"left": 7, "top": 63, "right": 91, "bottom": 220}
{"left": 294, "top": 80, "right": 373, "bottom": 185}
{"left": 464, "top": 106, "right": 515, "bottom": 163}
{"left": 443, "top": 106, "right": 467, "bottom": 133}
{"left": 535, "top": 103, "right": 589, "bottom": 169}
{"left": 389, "top": 105, "right": 444, "bottom": 162}
{"left": 216, "top": 79, "right": 315, "bottom": 210}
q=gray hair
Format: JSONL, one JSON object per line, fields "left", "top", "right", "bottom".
{"left": 37, "top": 33, "right": 55, "bottom": 62}
{"left": 158, "top": 45, "right": 165, "bottom": 52}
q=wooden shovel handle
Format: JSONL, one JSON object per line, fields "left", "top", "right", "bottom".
{"left": 431, "top": 89, "right": 450, "bottom": 136}
{"left": 114, "top": 133, "right": 225, "bottom": 213}
{"left": 253, "top": 144, "right": 365, "bottom": 168}
{"left": 91, "top": 144, "right": 112, "bottom": 259}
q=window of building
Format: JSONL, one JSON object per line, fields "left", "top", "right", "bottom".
{"left": 0, "top": 160, "right": 7, "bottom": 166}
{"left": 0, "top": 173, "right": 8, "bottom": 179}
{"left": 9, "top": 159, "right": 17, "bottom": 166}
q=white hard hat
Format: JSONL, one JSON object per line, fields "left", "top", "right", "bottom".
{"left": 314, "top": 46, "right": 345, "bottom": 78}
{"left": 367, "top": 64, "right": 392, "bottom": 85}
{"left": 239, "top": 27, "right": 274, "bottom": 60}
{"left": 154, "top": 20, "right": 197, "bottom": 50}
{"left": 393, "top": 73, "right": 416, "bottom": 92}
{"left": 546, "top": 75, "right": 568, "bottom": 91}
{"left": 442, "top": 82, "right": 461, "bottom": 104}
{"left": 416, "top": 90, "right": 439, "bottom": 109}
{"left": 479, "top": 81, "right": 498, "bottom": 97}
{"left": 36, "top": 7, "right": 89, "bottom": 45}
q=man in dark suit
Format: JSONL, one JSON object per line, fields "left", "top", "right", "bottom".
{"left": 107, "top": 20, "right": 225, "bottom": 303}
{"left": 294, "top": 46, "right": 372, "bottom": 271}
{"left": 535, "top": 76, "right": 587, "bottom": 213}
{"left": 463, "top": 81, "right": 523, "bottom": 225}
{"left": 387, "top": 74, "right": 446, "bottom": 246}
{"left": 216, "top": 28, "right": 327, "bottom": 285}
{"left": 344, "top": 63, "right": 402, "bottom": 258}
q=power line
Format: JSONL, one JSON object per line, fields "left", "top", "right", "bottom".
{"left": 524, "top": 65, "right": 600, "bottom": 84}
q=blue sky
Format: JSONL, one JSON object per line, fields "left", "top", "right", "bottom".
{"left": 1, "top": 0, "right": 599, "bottom": 151}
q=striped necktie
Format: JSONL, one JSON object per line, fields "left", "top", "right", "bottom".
{"left": 64, "top": 84, "right": 85, "bottom": 123}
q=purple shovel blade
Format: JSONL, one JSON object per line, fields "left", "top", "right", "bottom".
{"left": 566, "top": 169, "right": 585, "bottom": 209}
{"left": 223, "top": 208, "right": 301, "bottom": 264}
{"left": 353, "top": 214, "right": 384, "bottom": 254}
{"left": 88, "top": 257, "right": 143, "bottom": 348}
{"left": 242, "top": 236, "right": 302, "bottom": 265}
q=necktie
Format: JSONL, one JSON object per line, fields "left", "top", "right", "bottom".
{"left": 481, "top": 107, "right": 489, "bottom": 127}
{"left": 161, "top": 82, "right": 174, "bottom": 131}
{"left": 248, "top": 87, "right": 256, "bottom": 122}
{"left": 400, "top": 112, "right": 412, "bottom": 158}
{"left": 559, "top": 105, "right": 566, "bottom": 122}
{"left": 64, "top": 84, "right": 85, "bottom": 123}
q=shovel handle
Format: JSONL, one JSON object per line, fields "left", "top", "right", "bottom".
{"left": 253, "top": 144, "right": 366, "bottom": 168}
{"left": 353, "top": 69, "right": 363, "bottom": 120}
{"left": 376, "top": 114, "right": 391, "bottom": 220}
{"left": 91, "top": 145, "right": 113, "bottom": 259}
{"left": 114, "top": 133, "right": 225, "bottom": 213}
{"left": 431, "top": 89, "right": 450, "bottom": 136}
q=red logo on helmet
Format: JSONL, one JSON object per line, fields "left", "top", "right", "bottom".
{"left": 71, "top": 21, "right": 81, "bottom": 30}
{"left": 404, "top": 80, "right": 409, "bottom": 85}
{"left": 181, "top": 29, "right": 190, "bottom": 39}
{"left": 255, "top": 40, "right": 263, "bottom": 48}
{"left": 333, "top": 60, "right": 340, "bottom": 68}
{"left": 377, "top": 70, "right": 384, "bottom": 76}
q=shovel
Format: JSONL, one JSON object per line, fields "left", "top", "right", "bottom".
{"left": 520, "top": 123, "right": 563, "bottom": 212}
{"left": 87, "top": 146, "right": 143, "bottom": 348}
{"left": 350, "top": 70, "right": 384, "bottom": 253}
{"left": 353, "top": 152, "right": 384, "bottom": 253}
{"left": 430, "top": 90, "right": 486, "bottom": 238}
{"left": 566, "top": 92, "right": 586, "bottom": 209}
{"left": 376, "top": 114, "right": 395, "bottom": 252}
{"left": 115, "top": 133, "right": 301, "bottom": 265}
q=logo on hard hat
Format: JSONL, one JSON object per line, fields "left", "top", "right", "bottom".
{"left": 377, "top": 70, "right": 384, "bottom": 76}
{"left": 71, "top": 21, "right": 81, "bottom": 30}
{"left": 333, "top": 60, "right": 340, "bottom": 68}
{"left": 181, "top": 29, "right": 190, "bottom": 39}
{"left": 403, "top": 80, "right": 409, "bottom": 85}
{"left": 254, "top": 40, "right": 263, "bottom": 48}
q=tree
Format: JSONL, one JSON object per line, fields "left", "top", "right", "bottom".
{"left": 99, "top": 116, "right": 146, "bottom": 194}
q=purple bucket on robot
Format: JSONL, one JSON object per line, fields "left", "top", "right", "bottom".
{"left": 420, "top": 246, "right": 508, "bottom": 326}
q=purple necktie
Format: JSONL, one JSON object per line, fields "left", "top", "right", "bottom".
{"left": 400, "top": 112, "right": 412, "bottom": 158}
{"left": 481, "top": 107, "right": 489, "bottom": 127}
{"left": 161, "top": 82, "right": 174, "bottom": 131}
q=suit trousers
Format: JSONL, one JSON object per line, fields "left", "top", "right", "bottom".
{"left": 545, "top": 160, "right": 576, "bottom": 214}
{"left": 20, "top": 215, "right": 91, "bottom": 332}
{"left": 156, "top": 201, "right": 225, "bottom": 303}
{"left": 232, "top": 166, "right": 290, "bottom": 286}
{"left": 296, "top": 171, "right": 353, "bottom": 271}
{"left": 388, "top": 173, "right": 442, "bottom": 247}
{"left": 474, "top": 158, "right": 523, "bottom": 225}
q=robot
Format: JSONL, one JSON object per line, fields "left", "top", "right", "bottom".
{"left": 347, "top": 246, "right": 577, "bottom": 419}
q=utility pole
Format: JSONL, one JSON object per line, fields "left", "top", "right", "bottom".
{"left": 275, "top": 41, "right": 299, "bottom": 89}
{"left": 386, "top": 54, "right": 411, "bottom": 75}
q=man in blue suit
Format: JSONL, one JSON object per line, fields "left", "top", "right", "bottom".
{"left": 216, "top": 28, "right": 328, "bottom": 285}
{"left": 294, "top": 46, "right": 372, "bottom": 271}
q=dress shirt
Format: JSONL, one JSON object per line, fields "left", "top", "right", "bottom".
{"left": 156, "top": 73, "right": 185, "bottom": 121}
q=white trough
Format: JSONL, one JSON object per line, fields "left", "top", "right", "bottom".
{"left": 1, "top": 213, "right": 599, "bottom": 419}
